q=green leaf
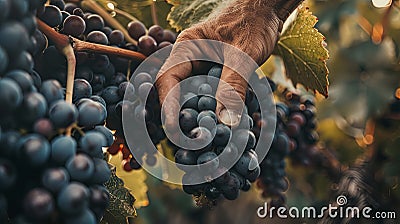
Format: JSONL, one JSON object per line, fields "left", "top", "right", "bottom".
{"left": 166, "top": 0, "right": 224, "bottom": 31}
{"left": 103, "top": 164, "right": 137, "bottom": 224}
{"left": 275, "top": 7, "right": 329, "bottom": 97}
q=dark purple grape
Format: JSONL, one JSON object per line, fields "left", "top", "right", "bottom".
{"left": 101, "top": 86, "right": 121, "bottom": 104}
{"left": 50, "top": 0, "right": 65, "bottom": 10}
{"left": 101, "top": 26, "right": 112, "bottom": 36}
{"left": 0, "top": 78, "right": 23, "bottom": 114}
{"left": 158, "top": 41, "right": 172, "bottom": 49}
{"left": 179, "top": 108, "right": 199, "bottom": 133}
{"left": 133, "top": 72, "right": 152, "bottom": 89}
{"left": 72, "top": 7, "right": 84, "bottom": 18}
{"left": 41, "top": 168, "right": 70, "bottom": 193}
{"left": 76, "top": 65, "right": 93, "bottom": 81}
{"left": 89, "top": 185, "right": 109, "bottom": 220}
{"left": 87, "top": 30, "right": 108, "bottom": 45}
{"left": 18, "top": 92, "right": 48, "bottom": 124}
{"left": 213, "top": 124, "right": 231, "bottom": 147}
{"left": 57, "top": 182, "right": 90, "bottom": 215}
{"left": 90, "top": 158, "right": 111, "bottom": 184}
{"left": 79, "top": 131, "right": 107, "bottom": 158}
{"left": 18, "top": 134, "right": 50, "bottom": 166}
{"left": 49, "top": 101, "right": 78, "bottom": 128}
{"left": 33, "top": 118, "right": 55, "bottom": 138}
{"left": 39, "top": 5, "right": 62, "bottom": 28}
{"left": 138, "top": 35, "right": 157, "bottom": 56}
{"left": 78, "top": 100, "right": 107, "bottom": 127}
{"left": 109, "top": 30, "right": 124, "bottom": 45}
{"left": 23, "top": 188, "right": 55, "bottom": 221}
{"left": 175, "top": 149, "right": 197, "bottom": 166}
{"left": 5, "top": 70, "right": 34, "bottom": 93}
{"left": 62, "top": 15, "right": 86, "bottom": 37}
{"left": 127, "top": 21, "right": 146, "bottom": 40}
{"left": 0, "top": 22, "right": 30, "bottom": 57}
{"left": 73, "top": 79, "right": 92, "bottom": 102}
{"left": 197, "top": 151, "right": 219, "bottom": 171}
{"left": 85, "top": 14, "right": 104, "bottom": 33}
{"left": 163, "top": 29, "right": 176, "bottom": 43}
{"left": 10, "top": 0, "right": 28, "bottom": 18}
{"left": 66, "top": 154, "right": 95, "bottom": 182}
{"left": 0, "top": 158, "right": 16, "bottom": 191}
{"left": 9, "top": 51, "right": 34, "bottom": 72}
{"left": 50, "top": 136, "right": 77, "bottom": 164}
{"left": 64, "top": 3, "right": 77, "bottom": 14}
{"left": 148, "top": 25, "right": 164, "bottom": 43}
{"left": 197, "top": 96, "right": 217, "bottom": 111}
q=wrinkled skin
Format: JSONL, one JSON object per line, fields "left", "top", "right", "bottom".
{"left": 156, "top": 0, "right": 304, "bottom": 128}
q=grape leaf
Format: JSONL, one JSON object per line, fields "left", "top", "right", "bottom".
{"left": 275, "top": 7, "right": 329, "bottom": 97}
{"left": 103, "top": 164, "right": 137, "bottom": 224}
{"left": 166, "top": 0, "right": 225, "bottom": 31}
{"left": 109, "top": 152, "right": 149, "bottom": 208}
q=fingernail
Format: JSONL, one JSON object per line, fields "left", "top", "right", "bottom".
{"left": 219, "top": 109, "right": 241, "bottom": 127}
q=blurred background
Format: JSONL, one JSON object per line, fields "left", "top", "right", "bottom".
{"left": 90, "top": 0, "right": 400, "bottom": 223}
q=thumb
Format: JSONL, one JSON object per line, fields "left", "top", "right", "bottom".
{"left": 215, "top": 66, "right": 248, "bottom": 127}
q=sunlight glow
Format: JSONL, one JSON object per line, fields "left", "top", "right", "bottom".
{"left": 372, "top": 0, "right": 392, "bottom": 8}
{"left": 106, "top": 2, "right": 115, "bottom": 10}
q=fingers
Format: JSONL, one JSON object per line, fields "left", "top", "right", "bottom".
{"left": 215, "top": 66, "right": 248, "bottom": 127}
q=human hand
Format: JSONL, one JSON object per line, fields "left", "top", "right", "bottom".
{"left": 156, "top": 0, "right": 303, "bottom": 130}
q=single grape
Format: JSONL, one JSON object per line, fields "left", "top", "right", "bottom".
{"left": 133, "top": 72, "right": 152, "bottom": 90}
{"left": 109, "top": 30, "right": 124, "bottom": 45}
{"left": 148, "top": 25, "right": 164, "bottom": 43}
{"left": 213, "top": 124, "right": 231, "bottom": 147}
{"left": 90, "top": 158, "right": 111, "bottom": 184}
{"left": 179, "top": 108, "right": 199, "bottom": 133}
{"left": 39, "top": 5, "right": 62, "bottom": 28}
{"left": 0, "top": 78, "right": 23, "bottom": 114}
{"left": 127, "top": 21, "right": 146, "bottom": 40}
{"left": 66, "top": 154, "right": 95, "bottom": 182}
{"left": 57, "top": 182, "right": 90, "bottom": 215}
{"left": 138, "top": 35, "right": 157, "bottom": 56}
{"left": 197, "top": 151, "right": 219, "bottom": 171}
{"left": 73, "top": 79, "right": 92, "bottom": 102}
{"left": 18, "top": 134, "right": 50, "bottom": 166}
{"left": 87, "top": 30, "right": 108, "bottom": 45}
{"left": 93, "top": 125, "right": 114, "bottom": 146}
{"left": 62, "top": 15, "right": 86, "bottom": 37}
{"left": 85, "top": 14, "right": 104, "bottom": 33}
{"left": 162, "top": 29, "right": 176, "bottom": 43}
{"left": 197, "top": 96, "right": 217, "bottom": 111}
{"left": 41, "top": 168, "right": 70, "bottom": 193}
{"left": 0, "top": 22, "right": 30, "bottom": 57}
{"left": 49, "top": 101, "right": 78, "bottom": 128}
{"left": 101, "top": 86, "right": 121, "bottom": 104}
{"left": 5, "top": 70, "right": 34, "bottom": 93}
{"left": 40, "top": 80, "right": 64, "bottom": 104}
{"left": 50, "top": 136, "right": 77, "bottom": 164}
{"left": 79, "top": 131, "right": 107, "bottom": 158}
{"left": 33, "top": 118, "right": 55, "bottom": 138}
{"left": 50, "top": 0, "right": 65, "bottom": 10}
{"left": 23, "top": 188, "right": 55, "bottom": 221}
{"left": 89, "top": 185, "right": 110, "bottom": 220}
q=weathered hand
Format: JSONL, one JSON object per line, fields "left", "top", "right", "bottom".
{"left": 156, "top": 0, "right": 303, "bottom": 129}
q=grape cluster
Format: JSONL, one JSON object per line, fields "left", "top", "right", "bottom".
{"left": 0, "top": 0, "right": 115, "bottom": 223}
{"left": 282, "top": 91, "right": 319, "bottom": 166}
{"left": 170, "top": 66, "right": 272, "bottom": 203}
{"left": 35, "top": 1, "right": 176, "bottom": 172}
{"left": 256, "top": 90, "right": 319, "bottom": 206}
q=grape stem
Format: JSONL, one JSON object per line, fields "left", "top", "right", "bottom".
{"left": 70, "top": 37, "right": 146, "bottom": 61}
{"left": 151, "top": 1, "right": 159, "bottom": 26}
{"left": 63, "top": 44, "right": 76, "bottom": 136}
{"left": 36, "top": 18, "right": 146, "bottom": 61}
{"left": 80, "top": 0, "right": 139, "bottom": 45}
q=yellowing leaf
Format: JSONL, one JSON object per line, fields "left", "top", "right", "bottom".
{"left": 275, "top": 7, "right": 329, "bottom": 97}
{"left": 166, "top": 0, "right": 225, "bottom": 31}
{"left": 109, "top": 152, "right": 149, "bottom": 208}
